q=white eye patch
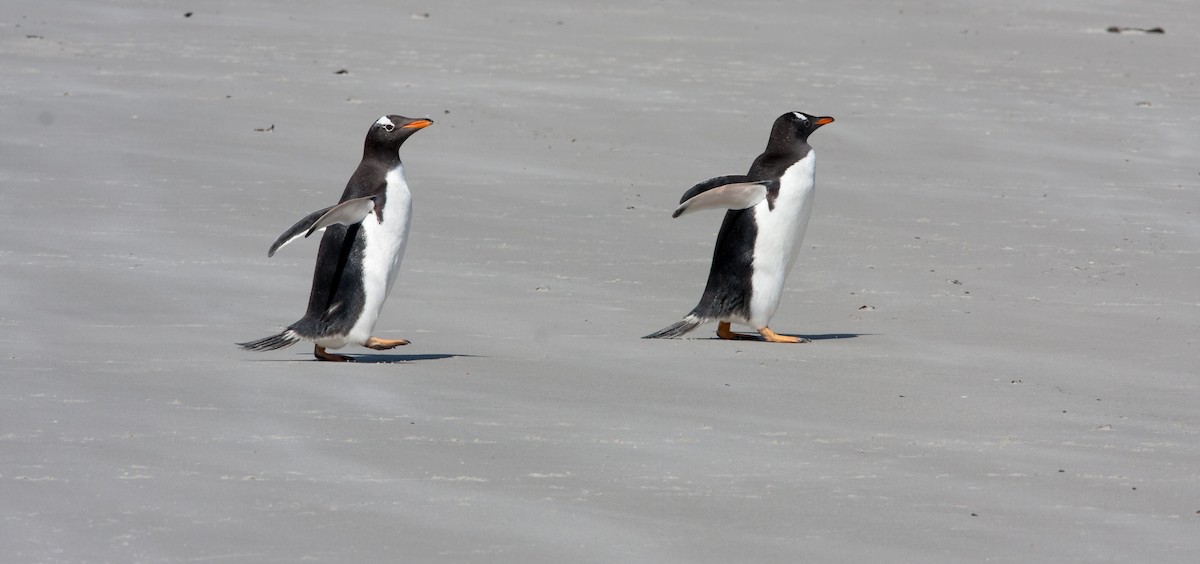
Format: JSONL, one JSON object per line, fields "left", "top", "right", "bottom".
{"left": 376, "top": 116, "right": 395, "bottom": 131}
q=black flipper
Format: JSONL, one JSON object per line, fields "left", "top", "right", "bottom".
{"left": 266, "top": 196, "right": 378, "bottom": 257}
{"left": 267, "top": 206, "right": 333, "bottom": 257}
{"left": 678, "top": 175, "right": 750, "bottom": 203}
{"left": 673, "top": 181, "right": 769, "bottom": 218}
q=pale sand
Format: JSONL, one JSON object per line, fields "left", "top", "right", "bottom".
{"left": 2, "top": 1, "right": 1198, "bottom": 562}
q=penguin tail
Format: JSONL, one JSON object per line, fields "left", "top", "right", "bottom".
{"left": 237, "top": 328, "right": 304, "bottom": 352}
{"left": 643, "top": 314, "right": 708, "bottom": 339}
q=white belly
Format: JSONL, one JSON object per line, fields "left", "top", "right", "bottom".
{"left": 344, "top": 167, "right": 412, "bottom": 346}
{"left": 745, "top": 152, "right": 816, "bottom": 329}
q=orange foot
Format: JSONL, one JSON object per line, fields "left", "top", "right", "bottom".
{"left": 315, "top": 345, "right": 354, "bottom": 362}
{"left": 758, "top": 327, "right": 811, "bottom": 343}
{"left": 364, "top": 336, "right": 410, "bottom": 350}
{"left": 717, "top": 321, "right": 758, "bottom": 340}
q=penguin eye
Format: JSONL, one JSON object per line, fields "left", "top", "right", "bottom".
{"left": 383, "top": 124, "right": 395, "bottom": 132}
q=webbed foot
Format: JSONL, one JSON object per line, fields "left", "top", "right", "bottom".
{"left": 315, "top": 345, "right": 354, "bottom": 362}
{"left": 758, "top": 327, "right": 810, "bottom": 343}
{"left": 364, "top": 337, "right": 410, "bottom": 350}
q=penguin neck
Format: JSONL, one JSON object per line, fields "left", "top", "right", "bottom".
{"left": 363, "top": 144, "right": 403, "bottom": 167}
{"left": 753, "top": 136, "right": 810, "bottom": 174}
{"left": 763, "top": 141, "right": 807, "bottom": 160}
{"left": 764, "top": 127, "right": 809, "bottom": 156}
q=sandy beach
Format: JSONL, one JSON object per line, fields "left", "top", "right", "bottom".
{"left": 2, "top": 1, "right": 1198, "bottom": 561}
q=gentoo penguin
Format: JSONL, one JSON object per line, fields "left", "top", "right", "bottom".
{"left": 644, "top": 111, "right": 833, "bottom": 342}
{"left": 238, "top": 114, "right": 432, "bottom": 361}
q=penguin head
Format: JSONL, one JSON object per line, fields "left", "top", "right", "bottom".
{"left": 781, "top": 111, "right": 834, "bottom": 142}
{"left": 366, "top": 114, "right": 433, "bottom": 151}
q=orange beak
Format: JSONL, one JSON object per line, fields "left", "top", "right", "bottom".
{"left": 814, "top": 116, "right": 834, "bottom": 126}
{"left": 402, "top": 119, "right": 434, "bottom": 129}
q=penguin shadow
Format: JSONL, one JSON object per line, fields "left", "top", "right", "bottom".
{"left": 699, "top": 332, "right": 866, "bottom": 342}
{"left": 249, "top": 353, "right": 479, "bottom": 364}
{"left": 793, "top": 333, "right": 865, "bottom": 341}
{"left": 344, "top": 353, "right": 479, "bottom": 364}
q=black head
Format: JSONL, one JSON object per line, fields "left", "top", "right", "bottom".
{"left": 767, "top": 111, "right": 834, "bottom": 147}
{"left": 363, "top": 114, "right": 433, "bottom": 156}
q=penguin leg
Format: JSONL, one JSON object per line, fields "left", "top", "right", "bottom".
{"left": 315, "top": 345, "right": 354, "bottom": 362}
{"left": 364, "top": 337, "right": 410, "bottom": 350}
{"left": 758, "top": 327, "right": 811, "bottom": 344}
{"left": 717, "top": 321, "right": 758, "bottom": 341}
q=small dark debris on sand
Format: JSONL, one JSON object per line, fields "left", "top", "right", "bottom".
{"left": 254, "top": 124, "right": 274, "bottom": 132}
{"left": 1106, "top": 26, "right": 1164, "bottom": 34}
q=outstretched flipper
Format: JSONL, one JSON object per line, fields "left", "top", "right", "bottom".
{"left": 266, "top": 196, "right": 379, "bottom": 257}
{"left": 268, "top": 206, "right": 332, "bottom": 257}
{"left": 672, "top": 176, "right": 770, "bottom": 218}
{"left": 306, "top": 196, "right": 378, "bottom": 236}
